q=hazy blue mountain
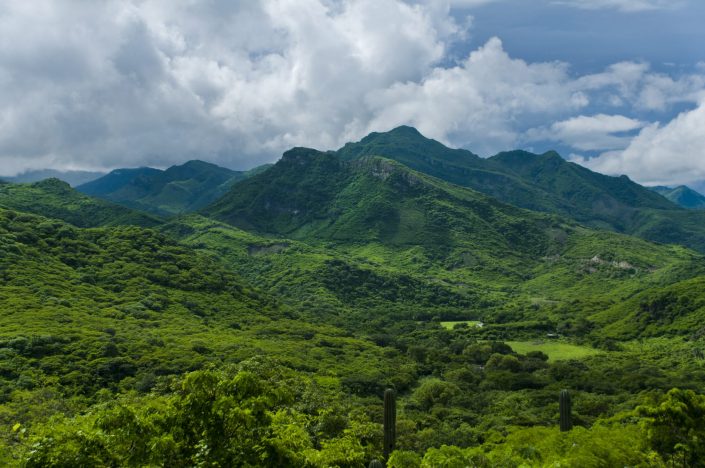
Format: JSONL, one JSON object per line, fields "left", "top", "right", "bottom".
{"left": 650, "top": 185, "right": 705, "bottom": 210}
{"left": 77, "top": 160, "right": 255, "bottom": 216}
{"left": 3, "top": 169, "right": 106, "bottom": 186}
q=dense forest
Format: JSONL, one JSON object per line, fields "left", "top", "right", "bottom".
{"left": 2, "top": 128, "right": 705, "bottom": 466}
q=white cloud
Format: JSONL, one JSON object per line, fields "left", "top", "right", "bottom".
{"left": 444, "top": 0, "right": 502, "bottom": 7}
{"left": 0, "top": 0, "right": 461, "bottom": 174}
{"left": 527, "top": 114, "right": 646, "bottom": 151}
{"left": 637, "top": 73, "right": 705, "bottom": 110}
{"left": 576, "top": 101, "right": 705, "bottom": 185}
{"left": 552, "top": 0, "right": 682, "bottom": 12}
{"left": 362, "top": 37, "right": 588, "bottom": 155}
{"left": 0, "top": 0, "right": 703, "bottom": 177}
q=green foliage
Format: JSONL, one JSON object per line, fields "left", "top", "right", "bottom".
{"left": 650, "top": 185, "right": 705, "bottom": 210}
{"left": 414, "top": 423, "right": 661, "bottom": 467}
{"left": 506, "top": 341, "right": 599, "bottom": 362}
{"left": 638, "top": 388, "right": 705, "bottom": 466}
{"left": 387, "top": 451, "right": 421, "bottom": 468}
{"left": 19, "top": 363, "right": 382, "bottom": 467}
{"left": 78, "top": 160, "right": 259, "bottom": 216}
{"left": 336, "top": 126, "right": 705, "bottom": 252}
{"left": 203, "top": 147, "right": 556, "bottom": 262}
{"left": 0, "top": 179, "right": 160, "bottom": 228}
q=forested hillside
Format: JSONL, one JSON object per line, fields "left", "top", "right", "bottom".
{"left": 78, "top": 160, "right": 269, "bottom": 216}
{"left": 0, "top": 179, "right": 161, "bottom": 228}
{"left": 337, "top": 127, "right": 705, "bottom": 252}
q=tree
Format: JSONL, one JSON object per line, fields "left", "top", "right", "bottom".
{"left": 638, "top": 388, "right": 705, "bottom": 467}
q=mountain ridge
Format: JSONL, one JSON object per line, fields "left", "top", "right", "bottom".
{"left": 0, "top": 178, "right": 161, "bottom": 228}
{"left": 2, "top": 169, "right": 107, "bottom": 186}
{"left": 335, "top": 126, "right": 705, "bottom": 252}
{"left": 202, "top": 146, "right": 562, "bottom": 264}
{"left": 650, "top": 185, "right": 705, "bottom": 210}
{"left": 77, "top": 160, "right": 258, "bottom": 216}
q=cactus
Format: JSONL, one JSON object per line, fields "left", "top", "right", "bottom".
{"left": 383, "top": 388, "right": 396, "bottom": 460}
{"left": 369, "top": 460, "right": 384, "bottom": 468}
{"left": 559, "top": 389, "right": 572, "bottom": 432}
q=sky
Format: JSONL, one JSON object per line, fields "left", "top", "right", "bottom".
{"left": 1, "top": 0, "right": 704, "bottom": 189}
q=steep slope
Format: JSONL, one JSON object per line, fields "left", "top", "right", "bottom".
{"left": 77, "top": 160, "right": 251, "bottom": 216}
{"left": 650, "top": 185, "right": 705, "bottom": 209}
{"left": 0, "top": 179, "right": 161, "bottom": 228}
{"left": 203, "top": 147, "right": 560, "bottom": 262}
{"left": 166, "top": 211, "right": 702, "bottom": 338}
{"left": 336, "top": 127, "right": 705, "bottom": 252}
{"left": 3, "top": 169, "right": 106, "bottom": 186}
{"left": 161, "top": 214, "right": 481, "bottom": 326}
{"left": 489, "top": 150, "right": 676, "bottom": 225}
{"left": 78, "top": 167, "right": 162, "bottom": 197}
{"left": 200, "top": 147, "right": 705, "bottom": 333}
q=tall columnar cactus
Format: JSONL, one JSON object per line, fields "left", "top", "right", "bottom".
{"left": 559, "top": 389, "right": 572, "bottom": 432}
{"left": 369, "top": 460, "right": 384, "bottom": 468}
{"left": 383, "top": 388, "right": 396, "bottom": 460}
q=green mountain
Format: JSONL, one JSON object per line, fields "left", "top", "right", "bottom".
{"left": 203, "top": 147, "right": 558, "bottom": 258}
{"left": 3, "top": 169, "right": 106, "bottom": 186}
{"left": 77, "top": 160, "right": 253, "bottom": 216}
{"left": 201, "top": 146, "right": 703, "bottom": 334}
{"left": 0, "top": 178, "right": 161, "bottom": 228}
{"left": 77, "top": 167, "right": 162, "bottom": 196}
{"left": 337, "top": 127, "right": 705, "bottom": 252}
{"left": 650, "top": 185, "right": 705, "bottom": 209}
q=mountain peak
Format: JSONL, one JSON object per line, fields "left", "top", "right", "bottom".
{"left": 650, "top": 184, "right": 705, "bottom": 209}
{"left": 387, "top": 125, "right": 423, "bottom": 137}
{"left": 282, "top": 146, "right": 323, "bottom": 159}
{"left": 33, "top": 177, "right": 72, "bottom": 192}
{"left": 77, "top": 160, "right": 245, "bottom": 216}
{"left": 490, "top": 149, "right": 565, "bottom": 167}
{"left": 180, "top": 159, "right": 216, "bottom": 169}
{"left": 337, "top": 126, "right": 480, "bottom": 173}
{"left": 541, "top": 150, "right": 563, "bottom": 161}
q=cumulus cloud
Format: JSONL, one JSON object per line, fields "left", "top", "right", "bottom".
{"left": 637, "top": 73, "right": 705, "bottom": 110}
{"left": 575, "top": 101, "right": 705, "bottom": 185}
{"left": 363, "top": 37, "right": 588, "bottom": 155}
{"left": 0, "top": 0, "right": 703, "bottom": 178}
{"left": 527, "top": 114, "right": 646, "bottom": 151}
{"left": 0, "top": 0, "right": 462, "bottom": 174}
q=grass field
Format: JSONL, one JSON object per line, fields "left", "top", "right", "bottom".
{"left": 440, "top": 320, "right": 483, "bottom": 330}
{"left": 506, "top": 340, "right": 600, "bottom": 361}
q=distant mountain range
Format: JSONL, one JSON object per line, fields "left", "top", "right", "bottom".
{"left": 4, "top": 127, "right": 705, "bottom": 251}
{"left": 2, "top": 169, "right": 106, "bottom": 186}
{"left": 649, "top": 185, "right": 705, "bottom": 210}
{"left": 334, "top": 126, "right": 705, "bottom": 252}
{"left": 77, "top": 160, "right": 271, "bottom": 216}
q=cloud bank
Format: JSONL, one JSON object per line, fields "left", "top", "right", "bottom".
{"left": 0, "top": 0, "right": 703, "bottom": 188}
{"left": 576, "top": 100, "right": 705, "bottom": 186}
